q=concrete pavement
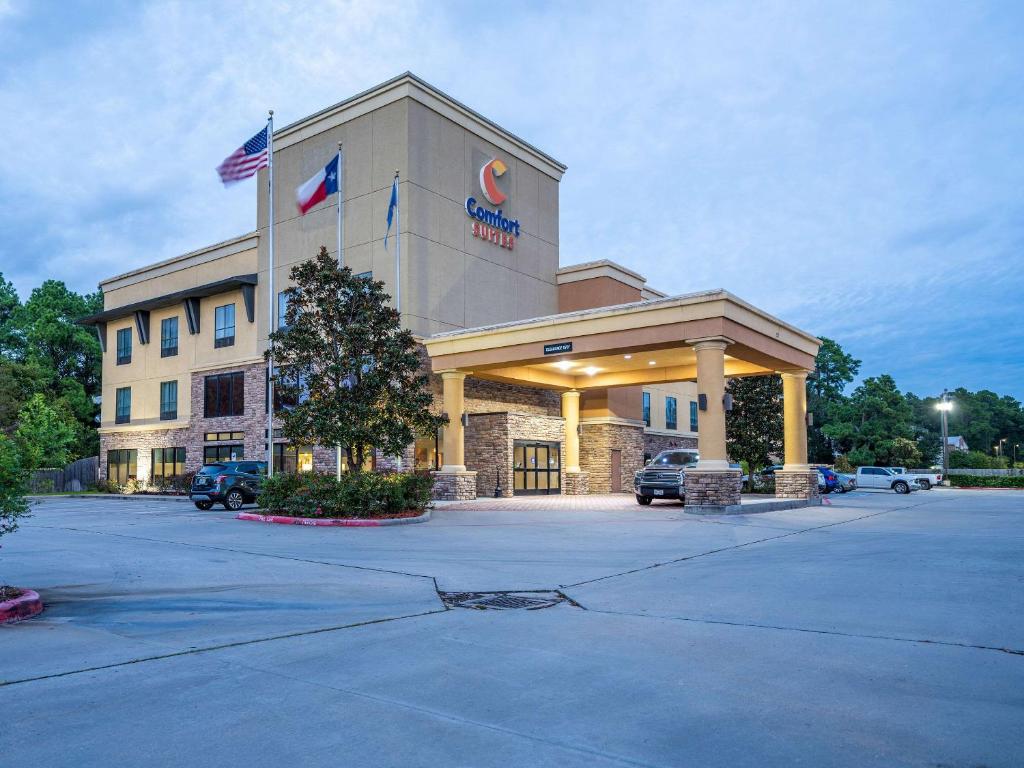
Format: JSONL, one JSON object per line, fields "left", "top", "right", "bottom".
{"left": 1, "top": 490, "right": 1022, "bottom": 767}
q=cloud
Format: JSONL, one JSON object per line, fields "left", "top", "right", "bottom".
{"left": 1, "top": 1, "right": 1022, "bottom": 399}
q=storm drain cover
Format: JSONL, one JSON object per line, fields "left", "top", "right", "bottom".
{"left": 439, "top": 591, "right": 573, "bottom": 611}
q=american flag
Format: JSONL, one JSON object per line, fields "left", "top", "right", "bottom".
{"left": 216, "top": 126, "right": 269, "bottom": 185}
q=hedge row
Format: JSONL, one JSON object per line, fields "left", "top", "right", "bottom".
{"left": 948, "top": 475, "right": 1024, "bottom": 488}
{"left": 257, "top": 471, "right": 434, "bottom": 518}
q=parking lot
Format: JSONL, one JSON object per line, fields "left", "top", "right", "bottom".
{"left": 2, "top": 489, "right": 1022, "bottom": 767}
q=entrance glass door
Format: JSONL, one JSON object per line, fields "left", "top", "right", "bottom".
{"left": 513, "top": 440, "right": 561, "bottom": 495}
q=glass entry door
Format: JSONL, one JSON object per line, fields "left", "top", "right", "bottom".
{"left": 513, "top": 441, "right": 561, "bottom": 495}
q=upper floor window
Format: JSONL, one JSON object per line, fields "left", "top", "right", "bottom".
{"left": 277, "top": 291, "right": 290, "bottom": 329}
{"left": 160, "top": 317, "right": 178, "bottom": 357}
{"left": 115, "top": 386, "right": 131, "bottom": 424}
{"left": 666, "top": 396, "right": 677, "bottom": 431}
{"left": 204, "top": 371, "right": 244, "bottom": 418}
{"left": 116, "top": 327, "right": 132, "bottom": 365}
{"left": 689, "top": 400, "right": 699, "bottom": 432}
{"left": 214, "top": 303, "right": 235, "bottom": 348}
{"left": 642, "top": 391, "right": 651, "bottom": 427}
{"left": 160, "top": 380, "right": 178, "bottom": 421}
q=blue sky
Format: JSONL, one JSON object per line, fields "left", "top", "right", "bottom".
{"left": 1, "top": 1, "right": 1022, "bottom": 400}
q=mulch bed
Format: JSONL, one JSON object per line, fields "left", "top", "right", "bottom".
{"left": 0, "top": 586, "right": 24, "bottom": 601}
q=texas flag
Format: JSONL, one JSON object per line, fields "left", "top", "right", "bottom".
{"left": 295, "top": 155, "right": 340, "bottom": 215}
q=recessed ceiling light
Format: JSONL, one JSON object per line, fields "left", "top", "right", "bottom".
{"left": 553, "top": 360, "right": 574, "bottom": 371}
{"left": 623, "top": 354, "right": 632, "bottom": 360}
{"left": 649, "top": 360, "right": 657, "bottom": 365}
{"left": 583, "top": 366, "right": 600, "bottom": 376}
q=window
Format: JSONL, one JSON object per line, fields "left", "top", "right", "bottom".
{"left": 354, "top": 270, "right": 372, "bottom": 280}
{"left": 115, "top": 387, "right": 131, "bottom": 424}
{"left": 270, "top": 444, "right": 314, "bottom": 474}
{"left": 666, "top": 396, "right": 677, "bottom": 430}
{"left": 204, "top": 372, "right": 244, "bottom": 417}
{"left": 151, "top": 447, "right": 185, "bottom": 481}
{"left": 689, "top": 400, "right": 698, "bottom": 432}
{"left": 116, "top": 327, "right": 132, "bottom": 365}
{"left": 414, "top": 428, "right": 444, "bottom": 471}
{"left": 642, "top": 392, "right": 651, "bottom": 427}
{"left": 107, "top": 449, "right": 137, "bottom": 485}
{"left": 214, "top": 303, "right": 235, "bottom": 348}
{"left": 204, "top": 431, "right": 245, "bottom": 441}
{"left": 160, "top": 316, "right": 178, "bottom": 357}
{"left": 159, "top": 380, "right": 178, "bottom": 421}
{"left": 277, "top": 291, "right": 290, "bottom": 329}
{"left": 204, "top": 445, "right": 243, "bottom": 464}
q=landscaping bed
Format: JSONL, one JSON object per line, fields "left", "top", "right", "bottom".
{"left": 949, "top": 475, "right": 1024, "bottom": 489}
{"left": 252, "top": 471, "right": 434, "bottom": 524}
{"left": 0, "top": 586, "right": 43, "bottom": 624}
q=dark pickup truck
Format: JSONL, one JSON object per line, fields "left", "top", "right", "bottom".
{"left": 633, "top": 449, "right": 699, "bottom": 505}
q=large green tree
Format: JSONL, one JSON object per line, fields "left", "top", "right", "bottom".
{"left": 14, "top": 394, "right": 78, "bottom": 470}
{"left": 807, "top": 337, "right": 860, "bottom": 463}
{"left": 0, "top": 434, "right": 31, "bottom": 538}
{"left": 823, "top": 375, "right": 916, "bottom": 466}
{"left": 726, "top": 375, "right": 783, "bottom": 489}
{"left": 0, "top": 273, "right": 21, "bottom": 358}
{"left": 268, "top": 247, "right": 445, "bottom": 471}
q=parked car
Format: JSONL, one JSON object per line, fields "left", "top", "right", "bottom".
{"left": 759, "top": 464, "right": 838, "bottom": 493}
{"left": 812, "top": 466, "right": 841, "bottom": 493}
{"left": 835, "top": 472, "right": 857, "bottom": 493}
{"left": 887, "top": 467, "right": 942, "bottom": 490}
{"left": 634, "top": 449, "right": 698, "bottom": 505}
{"left": 190, "top": 461, "right": 267, "bottom": 510}
{"left": 855, "top": 466, "right": 918, "bottom": 494}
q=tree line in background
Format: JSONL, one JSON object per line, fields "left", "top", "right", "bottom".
{"left": 727, "top": 337, "right": 1024, "bottom": 473}
{"left": 0, "top": 273, "right": 102, "bottom": 472}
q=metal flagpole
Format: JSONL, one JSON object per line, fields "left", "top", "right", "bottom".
{"left": 266, "top": 110, "right": 275, "bottom": 478}
{"left": 394, "top": 170, "right": 400, "bottom": 315}
{"left": 342, "top": 143, "right": 350, "bottom": 481}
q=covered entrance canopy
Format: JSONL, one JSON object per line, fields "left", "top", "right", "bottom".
{"left": 422, "top": 290, "right": 822, "bottom": 508}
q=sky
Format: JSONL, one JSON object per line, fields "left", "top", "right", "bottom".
{"left": 1, "top": 1, "right": 1022, "bottom": 400}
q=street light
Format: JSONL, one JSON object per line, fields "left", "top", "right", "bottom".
{"left": 936, "top": 391, "right": 953, "bottom": 485}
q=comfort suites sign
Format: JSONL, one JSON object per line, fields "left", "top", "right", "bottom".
{"left": 465, "top": 152, "right": 520, "bottom": 251}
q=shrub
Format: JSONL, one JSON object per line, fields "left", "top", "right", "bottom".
{"left": 949, "top": 475, "right": 1024, "bottom": 488}
{"left": 258, "top": 471, "right": 434, "bottom": 518}
{"left": 0, "top": 435, "right": 31, "bottom": 537}
{"left": 834, "top": 455, "right": 853, "bottom": 474}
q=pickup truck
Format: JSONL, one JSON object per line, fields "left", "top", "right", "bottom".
{"left": 887, "top": 467, "right": 942, "bottom": 490}
{"left": 633, "top": 450, "right": 750, "bottom": 505}
{"left": 856, "top": 466, "right": 919, "bottom": 494}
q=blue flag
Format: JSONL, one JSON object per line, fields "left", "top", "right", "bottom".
{"left": 384, "top": 176, "right": 398, "bottom": 250}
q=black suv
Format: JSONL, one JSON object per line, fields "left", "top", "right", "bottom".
{"left": 190, "top": 461, "right": 267, "bottom": 510}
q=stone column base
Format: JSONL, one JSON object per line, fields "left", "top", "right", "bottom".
{"left": 563, "top": 471, "right": 590, "bottom": 495}
{"left": 431, "top": 471, "right": 478, "bottom": 501}
{"left": 683, "top": 470, "right": 743, "bottom": 513}
{"left": 774, "top": 470, "right": 821, "bottom": 501}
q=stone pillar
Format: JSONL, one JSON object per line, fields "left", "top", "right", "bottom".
{"left": 561, "top": 390, "right": 589, "bottom": 494}
{"left": 440, "top": 370, "right": 467, "bottom": 472}
{"left": 433, "top": 370, "right": 476, "bottom": 501}
{"left": 684, "top": 337, "right": 741, "bottom": 512}
{"left": 775, "top": 369, "right": 819, "bottom": 502}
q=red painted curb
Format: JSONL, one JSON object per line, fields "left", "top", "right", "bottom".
{"left": 235, "top": 510, "right": 430, "bottom": 527}
{"left": 0, "top": 589, "right": 43, "bottom": 624}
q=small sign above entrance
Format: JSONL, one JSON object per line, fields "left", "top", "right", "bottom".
{"left": 544, "top": 342, "right": 572, "bottom": 355}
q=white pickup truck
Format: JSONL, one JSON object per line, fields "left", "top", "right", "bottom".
{"left": 887, "top": 467, "right": 942, "bottom": 490}
{"left": 856, "top": 467, "right": 919, "bottom": 494}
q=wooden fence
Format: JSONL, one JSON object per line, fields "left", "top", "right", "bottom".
{"left": 28, "top": 456, "right": 99, "bottom": 493}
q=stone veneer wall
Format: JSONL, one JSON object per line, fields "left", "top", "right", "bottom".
{"left": 775, "top": 470, "right": 821, "bottom": 501}
{"left": 465, "top": 411, "right": 566, "bottom": 497}
{"left": 579, "top": 421, "right": 645, "bottom": 494}
{"left": 643, "top": 432, "right": 698, "bottom": 459}
{"left": 683, "top": 470, "right": 743, "bottom": 509}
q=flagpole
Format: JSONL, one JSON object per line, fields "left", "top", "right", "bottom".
{"left": 336, "top": 141, "right": 344, "bottom": 480}
{"left": 394, "top": 169, "right": 400, "bottom": 316}
{"left": 266, "top": 110, "right": 275, "bottom": 478}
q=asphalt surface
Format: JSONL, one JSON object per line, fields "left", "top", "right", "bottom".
{"left": 1, "top": 489, "right": 1022, "bottom": 767}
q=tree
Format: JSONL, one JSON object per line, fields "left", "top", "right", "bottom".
{"left": 0, "top": 358, "right": 49, "bottom": 433}
{"left": 807, "top": 337, "right": 860, "bottom": 463}
{"left": 0, "top": 273, "right": 21, "bottom": 358}
{"left": 726, "top": 375, "right": 783, "bottom": 489}
{"left": 824, "top": 375, "right": 915, "bottom": 465}
{"left": 268, "top": 247, "right": 445, "bottom": 471}
{"left": 14, "top": 394, "right": 78, "bottom": 469}
{"left": 0, "top": 435, "right": 30, "bottom": 538}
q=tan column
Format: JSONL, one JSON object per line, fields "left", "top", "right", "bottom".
{"left": 561, "top": 390, "right": 581, "bottom": 473}
{"left": 782, "top": 370, "right": 810, "bottom": 470}
{"left": 692, "top": 338, "right": 730, "bottom": 471}
{"left": 440, "top": 370, "right": 467, "bottom": 472}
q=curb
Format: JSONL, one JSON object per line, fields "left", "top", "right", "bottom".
{"left": 0, "top": 589, "right": 43, "bottom": 624}
{"left": 950, "top": 487, "right": 1024, "bottom": 491}
{"left": 27, "top": 494, "right": 192, "bottom": 503}
{"left": 236, "top": 510, "right": 431, "bottom": 527}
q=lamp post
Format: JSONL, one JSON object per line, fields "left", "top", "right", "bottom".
{"left": 936, "top": 391, "right": 952, "bottom": 486}
{"left": 997, "top": 437, "right": 1007, "bottom": 462}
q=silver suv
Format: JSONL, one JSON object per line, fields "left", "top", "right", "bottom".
{"left": 634, "top": 450, "right": 699, "bottom": 505}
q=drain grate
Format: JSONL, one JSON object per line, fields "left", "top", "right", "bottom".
{"left": 439, "top": 591, "right": 573, "bottom": 611}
